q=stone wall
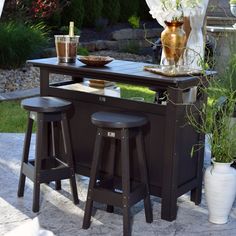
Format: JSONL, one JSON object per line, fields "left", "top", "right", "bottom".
{"left": 80, "top": 28, "right": 162, "bottom": 52}
{"left": 207, "top": 0, "right": 232, "bottom": 17}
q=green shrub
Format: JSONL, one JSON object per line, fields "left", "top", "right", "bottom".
{"left": 77, "top": 47, "right": 89, "bottom": 56}
{"left": 120, "top": 41, "right": 140, "bottom": 54}
{"left": 46, "top": 11, "right": 62, "bottom": 27}
{"left": 1, "top": 0, "right": 31, "bottom": 22}
{"left": 119, "top": 0, "right": 139, "bottom": 22}
{"left": 102, "top": 0, "right": 120, "bottom": 25}
{"left": 59, "top": 25, "right": 80, "bottom": 35}
{"left": 138, "top": 0, "right": 152, "bottom": 20}
{"left": 95, "top": 18, "right": 108, "bottom": 32}
{"left": 83, "top": 0, "right": 103, "bottom": 27}
{"left": 0, "top": 21, "right": 49, "bottom": 69}
{"left": 128, "top": 15, "right": 140, "bottom": 29}
{"left": 61, "top": 0, "right": 84, "bottom": 29}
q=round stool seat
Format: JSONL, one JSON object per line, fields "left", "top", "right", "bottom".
{"left": 21, "top": 96, "right": 72, "bottom": 113}
{"left": 91, "top": 111, "right": 148, "bottom": 129}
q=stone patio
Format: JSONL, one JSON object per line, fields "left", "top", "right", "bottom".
{"left": 0, "top": 133, "right": 236, "bottom": 235}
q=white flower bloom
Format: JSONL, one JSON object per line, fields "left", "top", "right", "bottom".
{"left": 153, "top": 0, "right": 204, "bottom": 22}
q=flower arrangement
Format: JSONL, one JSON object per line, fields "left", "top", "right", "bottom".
{"left": 150, "top": 0, "right": 204, "bottom": 23}
{"left": 31, "top": 0, "right": 69, "bottom": 19}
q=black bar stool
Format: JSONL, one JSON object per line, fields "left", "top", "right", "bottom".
{"left": 17, "top": 96, "right": 79, "bottom": 212}
{"left": 83, "top": 111, "right": 153, "bottom": 236}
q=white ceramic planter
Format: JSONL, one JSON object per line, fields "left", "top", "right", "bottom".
{"left": 204, "top": 161, "right": 236, "bottom": 224}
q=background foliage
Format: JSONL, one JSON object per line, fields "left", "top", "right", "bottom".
{"left": 102, "top": 0, "right": 120, "bottom": 25}
{"left": 0, "top": 21, "right": 48, "bottom": 69}
{"left": 0, "top": 0, "right": 152, "bottom": 68}
{"left": 1, "top": 0, "right": 152, "bottom": 28}
{"left": 61, "top": 0, "right": 85, "bottom": 29}
{"left": 83, "top": 0, "right": 104, "bottom": 27}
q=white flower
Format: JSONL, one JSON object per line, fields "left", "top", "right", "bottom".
{"left": 153, "top": 0, "right": 204, "bottom": 22}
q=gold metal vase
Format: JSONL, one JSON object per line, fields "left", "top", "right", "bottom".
{"left": 161, "top": 21, "right": 187, "bottom": 65}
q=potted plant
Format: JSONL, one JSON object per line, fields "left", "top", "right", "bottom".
{"left": 187, "top": 64, "right": 236, "bottom": 224}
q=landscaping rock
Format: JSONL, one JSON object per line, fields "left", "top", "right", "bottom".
{"left": 118, "top": 39, "right": 152, "bottom": 51}
{"left": 112, "top": 28, "right": 162, "bottom": 40}
{"left": 80, "top": 42, "right": 96, "bottom": 52}
{"left": 0, "top": 51, "right": 153, "bottom": 97}
{"left": 80, "top": 40, "right": 119, "bottom": 51}
{"left": 102, "top": 41, "right": 119, "bottom": 50}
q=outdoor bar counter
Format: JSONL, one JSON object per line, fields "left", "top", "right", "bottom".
{"left": 27, "top": 57, "right": 213, "bottom": 221}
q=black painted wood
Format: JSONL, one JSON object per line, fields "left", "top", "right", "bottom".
{"left": 91, "top": 111, "right": 148, "bottom": 128}
{"left": 17, "top": 97, "right": 79, "bottom": 212}
{"left": 28, "top": 57, "right": 215, "bottom": 89}
{"left": 83, "top": 112, "right": 152, "bottom": 236}
{"left": 21, "top": 96, "right": 72, "bottom": 113}
{"left": 83, "top": 128, "right": 104, "bottom": 229}
{"left": 27, "top": 57, "right": 214, "bottom": 221}
{"left": 50, "top": 122, "right": 61, "bottom": 190}
{"left": 17, "top": 116, "right": 33, "bottom": 197}
{"left": 136, "top": 130, "right": 153, "bottom": 223}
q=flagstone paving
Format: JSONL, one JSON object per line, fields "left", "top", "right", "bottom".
{"left": 0, "top": 133, "right": 236, "bottom": 235}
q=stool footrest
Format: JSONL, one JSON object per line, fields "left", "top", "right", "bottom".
{"left": 22, "top": 159, "right": 74, "bottom": 183}
{"left": 39, "top": 167, "right": 73, "bottom": 183}
{"left": 92, "top": 187, "right": 122, "bottom": 207}
{"left": 92, "top": 183, "right": 146, "bottom": 208}
{"left": 29, "top": 158, "right": 67, "bottom": 170}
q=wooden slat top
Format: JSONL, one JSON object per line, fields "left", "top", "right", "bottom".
{"left": 27, "top": 57, "right": 215, "bottom": 89}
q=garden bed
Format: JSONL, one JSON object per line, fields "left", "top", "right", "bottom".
{"left": 0, "top": 51, "right": 152, "bottom": 94}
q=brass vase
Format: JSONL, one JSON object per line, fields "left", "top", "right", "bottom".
{"left": 161, "top": 21, "right": 187, "bottom": 65}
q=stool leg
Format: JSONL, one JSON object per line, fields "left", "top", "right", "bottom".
{"left": 61, "top": 114, "right": 79, "bottom": 204}
{"left": 83, "top": 128, "right": 104, "bottom": 229}
{"left": 136, "top": 130, "right": 153, "bottom": 223}
{"left": 32, "top": 114, "right": 45, "bottom": 212}
{"left": 17, "top": 115, "right": 33, "bottom": 197}
{"left": 121, "top": 129, "right": 131, "bottom": 236}
{"left": 51, "top": 121, "right": 61, "bottom": 190}
{"left": 106, "top": 139, "right": 116, "bottom": 213}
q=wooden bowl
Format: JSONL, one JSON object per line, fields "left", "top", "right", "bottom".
{"left": 78, "top": 55, "right": 114, "bottom": 67}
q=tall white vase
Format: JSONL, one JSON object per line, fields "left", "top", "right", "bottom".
{"left": 204, "top": 161, "right": 236, "bottom": 224}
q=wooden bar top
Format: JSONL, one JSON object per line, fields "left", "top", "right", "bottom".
{"left": 27, "top": 57, "right": 215, "bottom": 89}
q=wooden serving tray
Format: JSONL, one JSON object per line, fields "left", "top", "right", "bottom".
{"left": 144, "top": 65, "right": 203, "bottom": 77}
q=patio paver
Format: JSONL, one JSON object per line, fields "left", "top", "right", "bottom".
{"left": 0, "top": 133, "right": 236, "bottom": 235}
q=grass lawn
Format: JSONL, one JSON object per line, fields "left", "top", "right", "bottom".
{"left": 0, "top": 84, "right": 155, "bottom": 132}
{"left": 119, "top": 84, "right": 155, "bottom": 102}
{"left": 0, "top": 100, "right": 28, "bottom": 132}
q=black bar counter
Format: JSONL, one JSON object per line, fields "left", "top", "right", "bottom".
{"left": 27, "top": 57, "right": 214, "bottom": 221}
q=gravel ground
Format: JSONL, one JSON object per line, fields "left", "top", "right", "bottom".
{"left": 0, "top": 51, "right": 152, "bottom": 94}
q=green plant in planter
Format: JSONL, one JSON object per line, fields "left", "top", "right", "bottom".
{"left": 187, "top": 71, "right": 236, "bottom": 163}
{"left": 188, "top": 57, "right": 236, "bottom": 224}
